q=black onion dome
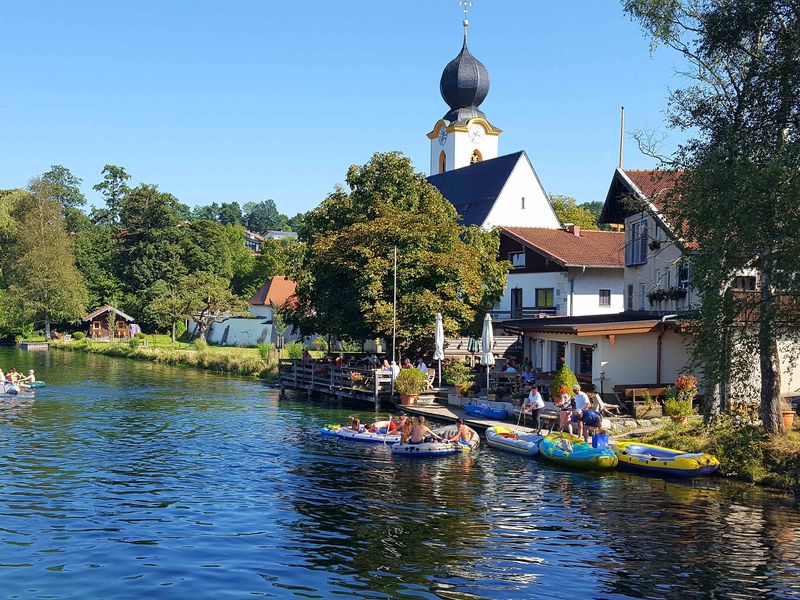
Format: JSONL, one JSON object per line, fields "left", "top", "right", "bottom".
{"left": 439, "top": 34, "right": 490, "bottom": 123}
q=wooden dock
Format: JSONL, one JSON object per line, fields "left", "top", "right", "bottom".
{"left": 400, "top": 403, "right": 541, "bottom": 435}
{"left": 278, "top": 359, "right": 396, "bottom": 406}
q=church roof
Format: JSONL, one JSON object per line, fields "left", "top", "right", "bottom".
{"left": 427, "top": 151, "right": 524, "bottom": 227}
{"left": 439, "top": 33, "right": 490, "bottom": 125}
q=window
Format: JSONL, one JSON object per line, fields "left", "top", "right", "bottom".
{"left": 509, "top": 251, "right": 525, "bottom": 269}
{"left": 655, "top": 268, "right": 661, "bottom": 289}
{"left": 625, "top": 219, "right": 648, "bottom": 266}
{"left": 599, "top": 289, "right": 611, "bottom": 306}
{"left": 732, "top": 276, "right": 757, "bottom": 291}
{"left": 470, "top": 149, "right": 483, "bottom": 164}
{"left": 666, "top": 269, "right": 671, "bottom": 288}
{"left": 654, "top": 225, "right": 661, "bottom": 242}
{"left": 535, "top": 288, "right": 555, "bottom": 307}
{"left": 678, "top": 263, "right": 691, "bottom": 289}
{"left": 627, "top": 285, "right": 634, "bottom": 311}
{"left": 550, "top": 341, "right": 566, "bottom": 371}
{"left": 521, "top": 196, "right": 526, "bottom": 209}
{"left": 438, "top": 150, "right": 446, "bottom": 174}
{"left": 639, "top": 283, "right": 646, "bottom": 310}
{"left": 576, "top": 345, "right": 593, "bottom": 376}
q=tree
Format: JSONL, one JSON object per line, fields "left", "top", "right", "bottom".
{"left": 42, "top": 165, "right": 86, "bottom": 213}
{"left": 119, "top": 184, "right": 187, "bottom": 322}
{"left": 92, "top": 164, "right": 131, "bottom": 224}
{"left": 290, "top": 152, "right": 508, "bottom": 355}
{"left": 182, "top": 272, "right": 249, "bottom": 341}
{"left": 549, "top": 195, "right": 599, "bottom": 230}
{"left": 243, "top": 199, "right": 289, "bottom": 233}
{"left": 6, "top": 179, "right": 87, "bottom": 338}
{"left": 624, "top": 0, "right": 800, "bottom": 432}
{"left": 72, "top": 224, "right": 124, "bottom": 309}
{"left": 148, "top": 279, "right": 193, "bottom": 342}
{"left": 580, "top": 200, "right": 610, "bottom": 230}
{"left": 217, "top": 202, "right": 243, "bottom": 226}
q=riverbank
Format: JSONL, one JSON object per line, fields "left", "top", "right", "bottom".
{"left": 50, "top": 339, "right": 279, "bottom": 380}
{"left": 637, "top": 416, "right": 800, "bottom": 495}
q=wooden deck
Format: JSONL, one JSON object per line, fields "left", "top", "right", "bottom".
{"left": 18, "top": 342, "right": 49, "bottom": 351}
{"left": 278, "top": 359, "right": 396, "bottom": 406}
{"left": 400, "top": 404, "right": 541, "bottom": 435}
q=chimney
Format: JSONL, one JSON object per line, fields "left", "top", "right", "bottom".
{"left": 564, "top": 223, "right": 581, "bottom": 237}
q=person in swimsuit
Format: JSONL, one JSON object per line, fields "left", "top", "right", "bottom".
{"left": 409, "top": 416, "right": 442, "bottom": 444}
{"left": 398, "top": 413, "right": 413, "bottom": 443}
{"left": 348, "top": 416, "right": 362, "bottom": 432}
{"left": 448, "top": 418, "right": 473, "bottom": 445}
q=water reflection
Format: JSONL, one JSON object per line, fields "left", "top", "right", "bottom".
{"left": 0, "top": 347, "right": 798, "bottom": 599}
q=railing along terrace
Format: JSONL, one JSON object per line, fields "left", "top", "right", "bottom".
{"left": 277, "top": 359, "right": 395, "bottom": 405}
{"left": 490, "top": 307, "right": 558, "bottom": 321}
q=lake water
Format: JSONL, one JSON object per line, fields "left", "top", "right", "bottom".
{"left": 1, "top": 347, "right": 799, "bottom": 599}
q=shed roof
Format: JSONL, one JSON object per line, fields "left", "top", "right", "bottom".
{"left": 84, "top": 305, "right": 135, "bottom": 322}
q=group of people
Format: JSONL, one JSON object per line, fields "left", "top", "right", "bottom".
{"left": 521, "top": 382, "right": 604, "bottom": 442}
{"left": 0, "top": 368, "right": 36, "bottom": 392}
{"left": 378, "top": 357, "right": 429, "bottom": 379}
{"left": 347, "top": 412, "right": 474, "bottom": 446}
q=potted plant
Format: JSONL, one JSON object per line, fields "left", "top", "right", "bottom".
{"left": 663, "top": 375, "right": 697, "bottom": 424}
{"left": 665, "top": 286, "right": 687, "bottom": 301}
{"left": 442, "top": 358, "right": 474, "bottom": 396}
{"left": 487, "top": 386, "right": 498, "bottom": 401}
{"left": 395, "top": 368, "right": 427, "bottom": 406}
{"left": 780, "top": 399, "right": 795, "bottom": 431}
{"left": 649, "top": 239, "right": 661, "bottom": 251}
{"left": 550, "top": 363, "right": 578, "bottom": 399}
{"left": 647, "top": 288, "right": 668, "bottom": 305}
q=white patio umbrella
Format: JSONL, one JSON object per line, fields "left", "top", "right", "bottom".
{"left": 433, "top": 313, "right": 445, "bottom": 388}
{"left": 480, "top": 313, "right": 495, "bottom": 393}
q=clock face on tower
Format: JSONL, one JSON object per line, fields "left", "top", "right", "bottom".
{"left": 438, "top": 127, "right": 448, "bottom": 146}
{"left": 468, "top": 123, "right": 485, "bottom": 144}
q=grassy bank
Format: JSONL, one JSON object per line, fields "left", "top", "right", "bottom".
{"left": 50, "top": 339, "right": 279, "bottom": 380}
{"left": 637, "top": 416, "right": 800, "bottom": 494}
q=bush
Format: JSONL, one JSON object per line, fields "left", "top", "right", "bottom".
{"left": 442, "top": 358, "right": 473, "bottom": 386}
{"left": 307, "top": 336, "right": 328, "bottom": 352}
{"left": 134, "top": 332, "right": 146, "bottom": 340}
{"left": 550, "top": 363, "right": 578, "bottom": 397}
{"left": 128, "top": 338, "right": 142, "bottom": 349}
{"left": 192, "top": 338, "right": 208, "bottom": 351}
{"left": 395, "top": 368, "right": 427, "bottom": 395}
{"left": 257, "top": 341, "right": 272, "bottom": 361}
{"left": 72, "top": 331, "right": 85, "bottom": 340}
{"left": 285, "top": 341, "right": 304, "bottom": 360}
{"left": 663, "top": 391, "right": 693, "bottom": 417}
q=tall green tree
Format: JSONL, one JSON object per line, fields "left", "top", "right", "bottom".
{"left": 243, "top": 199, "right": 289, "bottom": 233}
{"left": 148, "top": 279, "right": 193, "bottom": 342}
{"left": 92, "top": 164, "right": 131, "bottom": 224}
{"left": 290, "top": 152, "right": 508, "bottom": 355}
{"left": 72, "top": 224, "right": 124, "bottom": 309}
{"left": 624, "top": 0, "right": 800, "bottom": 432}
{"left": 182, "top": 272, "right": 249, "bottom": 341}
{"left": 42, "top": 165, "right": 86, "bottom": 212}
{"left": 6, "top": 179, "right": 87, "bottom": 338}
{"left": 549, "top": 195, "right": 599, "bottom": 230}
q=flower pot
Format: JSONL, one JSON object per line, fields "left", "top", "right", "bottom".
{"left": 400, "top": 393, "right": 418, "bottom": 406}
{"left": 454, "top": 385, "right": 463, "bottom": 396}
{"left": 782, "top": 410, "right": 795, "bottom": 431}
{"left": 487, "top": 394, "right": 496, "bottom": 401}
{"left": 671, "top": 416, "right": 688, "bottom": 425}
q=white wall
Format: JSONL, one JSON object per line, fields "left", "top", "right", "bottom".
{"left": 497, "top": 272, "right": 568, "bottom": 315}
{"left": 483, "top": 156, "right": 561, "bottom": 230}
{"left": 569, "top": 267, "right": 625, "bottom": 316}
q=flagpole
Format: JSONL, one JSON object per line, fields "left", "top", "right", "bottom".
{"left": 392, "top": 246, "right": 397, "bottom": 364}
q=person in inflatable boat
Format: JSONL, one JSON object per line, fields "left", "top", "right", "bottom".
{"left": 398, "top": 413, "right": 412, "bottom": 443}
{"left": 571, "top": 409, "right": 603, "bottom": 442}
{"left": 348, "top": 416, "right": 363, "bottom": 432}
{"left": 409, "top": 416, "right": 443, "bottom": 444}
{"left": 448, "top": 418, "right": 473, "bottom": 446}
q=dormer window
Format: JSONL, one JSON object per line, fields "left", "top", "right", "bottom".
{"left": 509, "top": 251, "right": 525, "bottom": 269}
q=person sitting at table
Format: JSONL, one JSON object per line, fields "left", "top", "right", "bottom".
{"left": 401, "top": 357, "right": 413, "bottom": 369}
{"left": 521, "top": 366, "right": 535, "bottom": 384}
{"left": 504, "top": 360, "right": 517, "bottom": 374}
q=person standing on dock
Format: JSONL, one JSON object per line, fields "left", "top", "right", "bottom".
{"left": 416, "top": 358, "right": 427, "bottom": 374}
{"left": 523, "top": 385, "right": 545, "bottom": 434}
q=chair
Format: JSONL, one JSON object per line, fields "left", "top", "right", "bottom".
{"left": 426, "top": 368, "right": 436, "bottom": 390}
{"left": 593, "top": 394, "right": 621, "bottom": 416}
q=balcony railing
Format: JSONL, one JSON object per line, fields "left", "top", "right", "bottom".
{"left": 491, "top": 306, "right": 558, "bottom": 321}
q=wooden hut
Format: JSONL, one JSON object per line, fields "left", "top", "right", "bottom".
{"left": 83, "top": 305, "right": 135, "bottom": 339}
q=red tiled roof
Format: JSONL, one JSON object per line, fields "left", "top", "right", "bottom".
{"left": 622, "top": 169, "right": 685, "bottom": 211}
{"left": 249, "top": 276, "right": 297, "bottom": 306}
{"left": 501, "top": 227, "right": 625, "bottom": 267}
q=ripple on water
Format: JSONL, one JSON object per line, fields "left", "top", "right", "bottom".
{"left": 1, "top": 348, "right": 799, "bottom": 598}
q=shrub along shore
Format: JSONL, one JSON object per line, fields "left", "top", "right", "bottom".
{"left": 637, "top": 416, "right": 800, "bottom": 495}
{"left": 50, "top": 339, "right": 279, "bottom": 380}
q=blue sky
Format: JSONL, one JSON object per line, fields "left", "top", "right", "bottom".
{"left": 0, "top": 1, "right": 687, "bottom": 215}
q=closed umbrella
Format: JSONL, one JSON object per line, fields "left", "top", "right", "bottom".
{"left": 480, "top": 313, "right": 495, "bottom": 393}
{"left": 433, "top": 313, "right": 445, "bottom": 388}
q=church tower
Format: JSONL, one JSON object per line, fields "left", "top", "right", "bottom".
{"left": 428, "top": 10, "right": 501, "bottom": 175}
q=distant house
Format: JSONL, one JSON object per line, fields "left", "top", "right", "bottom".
{"left": 84, "top": 305, "right": 136, "bottom": 339}
{"left": 244, "top": 231, "right": 266, "bottom": 254}
{"left": 263, "top": 230, "right": 298, "bottom": 241}
{"left": 493, "top": 225, "right": 625, "bottom": 322}
{"left": 196, "top": 276, "right": 299, "bottom": 347}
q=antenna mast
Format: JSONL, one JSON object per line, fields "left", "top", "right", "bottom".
{"left": 619, "top": 106, "right": 625, "bottom": 169}
{"left": 460, "top": 1, "right": 472, "bottom": 36}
